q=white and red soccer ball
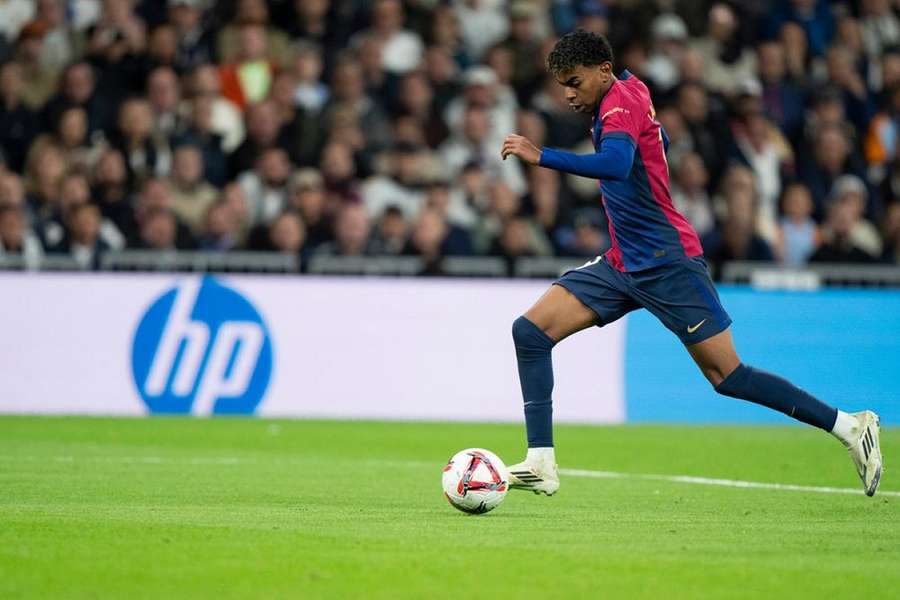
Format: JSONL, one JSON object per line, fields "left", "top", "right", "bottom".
{"left": 441, "top": 448, "right": 509, "bottom": 514}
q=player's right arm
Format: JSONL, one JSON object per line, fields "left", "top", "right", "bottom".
{"left": 537, "top": 136, "right": 635, "bottom": 181}
{"left": 500, "top": 133, "right": 635, "bottom": 181}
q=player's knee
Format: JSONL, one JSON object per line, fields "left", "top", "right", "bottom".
{"left": 512, "top": 316, "right": 555, "bottom": 350}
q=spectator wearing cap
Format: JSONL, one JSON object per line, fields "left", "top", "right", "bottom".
{"left": 776, "top": 181, "right": 820, "bottom": 267}
{"left": 0, "top": 202, "right": 44, "bottom": 268}
{"left": 827, "top": 174, "right": 882, "bottom": 257}
{"left": 0, "top": 60, "right": 37, "bottom": 173}
{"left": 645, "top": 13, "right": 690, "bottom": 94}
{"left": 692, "top": 3, "right": 757, "bottom": 97}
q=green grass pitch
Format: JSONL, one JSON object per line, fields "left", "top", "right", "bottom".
{"left": 0, "top": 417, "right": 897, "bottom": 599}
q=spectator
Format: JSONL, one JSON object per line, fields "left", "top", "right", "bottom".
{"left": 671, "top": 152, "right": 715, "bottom": 237}
{"left": 218, "top": 22, "right": 277, "bottom": 111}
{"left": 35, "top": 0, "right": 78, "bottom": 71}
{"left": 53, "top": 202, "right": 109, "bottom": 268}
{"left": 189, "top": 63, "right": 244, "bottom": 153}
{"left": 644, "top": 13, "right": 689, "bottom": 94}
{"left": 14, "top": 20, "right": 60, "bottom": 111}
{"left": 756, "top": 39, "right": 806, "bottom": 142}
{"left": 285, "top": 168, "right": 332, "bottom": 250}
{"left": 0, "top": 60, "right": 37, "bottom": 172}
{"left": 453, "top": 0, "right": 508, "bottom": 62}
{"left": 881, "top": 202, "right": 900, "bottom": 264}
{"left": 810, "top": 191, "right": 880, "bottom": 264}
{"left": 169, "top": 144, "right": 217, "bottom": 233}
{"left": 357, "top": 0, "right": 423, "bottom": 76}
{"left": 197, "top": 200, "right": 241, "bottom": 252}
{"left": 109, "top": 97, "right": 159, "bottom": 186}
{"left": 799, "top": 123, "right": 870, "bottom": 221}
{"left": 693, "top": 4, "right": 757, "bottom": 97}
{"left": 439, "top": 102, "right": 525, "bottom": 195}
{"left": 216, "top": 0, "right": 290, "bottom": 68}
{"left": 404, "top": 207, "right": 449, "bottom": 274}
{"left": 238, "top": 146, "right": 291, "bottom": 228}
{"left": 702, "top": 189, "right": 774, "bottom": 278}
{"left": 315, "top": 203, "right": 373, "bottom": 257}
{"left": 362, "top": 141, "right": 429, "bottom": 221}
{"left": 132, "top": 178, "right": 194, "bottom": 249}
{"left": 167, "top": 0, "right": 215, "bottom": 73}
{"left": 266, "top": 210, "right": 306, "bottom": 256}
{"left": 776, "top": 182, "right": 820, "bottom": 267}
{"left": 0, "top": 202, "right": 43, "bottom": 268}
{"left": 372, "top": 205, "right": 409, "bottom": 255}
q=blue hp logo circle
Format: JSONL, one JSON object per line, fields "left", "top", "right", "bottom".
{"left": 132, "top": 276, "right": 273, "bottom": 415}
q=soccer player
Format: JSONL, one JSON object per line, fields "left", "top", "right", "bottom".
{"left": 499, "top": 30, "right": 883, "bottom": 497}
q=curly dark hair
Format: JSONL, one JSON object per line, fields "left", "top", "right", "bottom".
{"left": 546, "top": 29, "right": 614, "bottom": 75}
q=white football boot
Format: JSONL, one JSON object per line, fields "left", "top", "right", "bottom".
{"left": 507, "top": 449, "right": 560, "bottom": 496}
{"left": 842, "top": 411, "right": 883, "bottom": 497}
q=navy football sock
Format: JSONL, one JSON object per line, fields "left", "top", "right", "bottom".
{"left": 512, "top": 316, "right": 557, "bottom": 448}
{"left": 715, "top": 364, "right": 838, "bottom": 431}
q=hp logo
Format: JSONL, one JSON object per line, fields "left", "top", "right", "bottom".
{"left": 132, "top": 277, "right": 273, "bottom": 415}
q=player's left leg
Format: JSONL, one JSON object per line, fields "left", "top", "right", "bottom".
{"left": 686, "top": 329, "right": 883, "bottom": 496}
{"left": 634, "top": 256, "right": 883, "bottom": 496}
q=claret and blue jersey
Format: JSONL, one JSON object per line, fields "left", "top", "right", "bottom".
{"left": 540, "top": 71, "right": 730, "bottom": 345}
{"left": 542, "top": 70, "right": 703, "bottom": 272}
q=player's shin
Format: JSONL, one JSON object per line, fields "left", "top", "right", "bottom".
{"left": 714, "top": 363, "right": 838, "bottom": 430}
{"left": 512, "top": 316, "right": 556, "bottom": 448}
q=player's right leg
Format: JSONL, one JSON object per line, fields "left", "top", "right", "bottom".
{"left": 508, "top": 257, "right": 638, "bottom": 495}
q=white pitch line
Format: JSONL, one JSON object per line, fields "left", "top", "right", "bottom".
{"left": 560, "top": 468, "right": 900, "bottom": 497}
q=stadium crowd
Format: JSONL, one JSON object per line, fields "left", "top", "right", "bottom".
{"left": 0, "top": 0, "right": 898, "bottom": 275}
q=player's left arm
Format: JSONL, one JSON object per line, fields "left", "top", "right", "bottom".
{"left": 500, "top": 134, "right": 636, "bottom": 181}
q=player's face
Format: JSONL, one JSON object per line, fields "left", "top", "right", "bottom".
{"left": 555, "top": 63, "right": 612, "bottom": 114}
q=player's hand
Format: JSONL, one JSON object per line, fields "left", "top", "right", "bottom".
{"left": 501, "top": 134, "right": 541, "bottom": 165}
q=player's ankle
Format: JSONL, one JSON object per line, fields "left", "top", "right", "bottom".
{"left": 526, "top": 446, "right": 556, "bottom": 466}
{"left": 830, "top": 410, "right": 859, "bottom": 446}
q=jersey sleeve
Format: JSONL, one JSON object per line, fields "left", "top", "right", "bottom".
{"left": 599, "top": 95, "right": 641, "bottom": 145}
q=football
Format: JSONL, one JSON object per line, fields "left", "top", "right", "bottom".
{"left": 441, "top": 448, "right": 509, "bottom": 514}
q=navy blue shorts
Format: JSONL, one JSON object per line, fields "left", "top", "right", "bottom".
{"left": 555, "top": 255, "right": 732, "bottom": 345}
